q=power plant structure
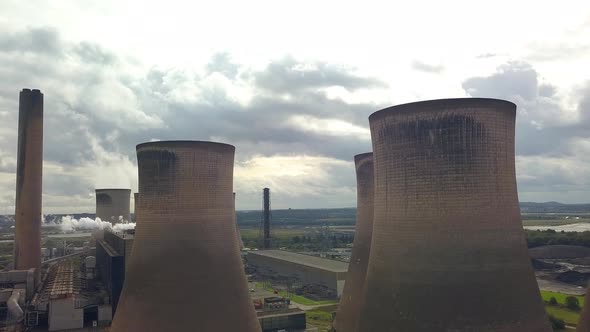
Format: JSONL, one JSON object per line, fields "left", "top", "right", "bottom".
{"left": 261, "top": 187, "right": 272, "bottom": 249}
{"left": 577, "top": 286, "right": 590, "bottom": 331}
{"left": 13, "top": 88, "right": 43, "bottom": 271}
{"left": 333, "top": 152, "right": 374, "bottom": 332}
{"left": 133, "top": 192, "right": 139, "bottom": 222}
{"left": 95, "top": 188, "right": 131, "bottom": 224}
{"left": 111, "top": 141, "right": 260, "bottom": 332}
{"left": 233, "top": 192, "right": 244, "bottom": 250}
{"left": 357, "top": 99, "right": 552, "bottom": 331}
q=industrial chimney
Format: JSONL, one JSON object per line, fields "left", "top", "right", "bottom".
{"left": 333, "top": 152, "right": 373, "bottom": 332}
{"left": 233, "top": 193, "right": 244, "bottom": 250}
{"left": 262, "top": 188, "right": 271, "bottom": 249}
{"left": 111, "top": 141, "right": 260, "bottom": 332}
{"left": 95, "top": 189, "right": 131, "bottom": 224}
{"left": 13, "top": 89, "right": 43, "bottom": 271}
{"left": 357, "top": 99, "right": 551, "bottom": 331}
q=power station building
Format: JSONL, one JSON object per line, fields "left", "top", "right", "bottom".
{"left": 95, "top": 189, "right": 131, "bottom": 224}
{"left": 95, "top": 230, "right": 134, "bottom": 315}
{"left": 111, "top": 141, "right": 260, "bottom": 332}
{"left": 357, "top": 98, "right": 551, "bottom": 331}
{"left": 248, "top": 250, "right": 348, "bottom": 297}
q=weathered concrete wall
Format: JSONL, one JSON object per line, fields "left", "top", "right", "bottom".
{"left": 334, "top": 152, "right": 374, "bottom": 332}
{"left": 111, "top": 141, "right": 260, "bottom": 332}
{"left": 357, "top": 98, "right": 551, "bottom": 332}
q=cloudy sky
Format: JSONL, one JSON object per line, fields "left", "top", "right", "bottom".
{"left": 0, "top": 1, "right": 589, "bottom": 213}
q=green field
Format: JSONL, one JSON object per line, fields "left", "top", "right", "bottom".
{"left": 541, "top": 290, "right": 585, "bottom": 306}
{"left": 546, "top": 305, "right": 579, "bottom": 326}
{"left": 540, "top": 290, "right": 584, "bottom": 328}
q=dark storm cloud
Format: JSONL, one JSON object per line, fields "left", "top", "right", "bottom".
{"left": 250, "top": 56, "right": 387, "bottom": 94}
{"left": 411, "top": 60, "right": 444, "bottom": 73}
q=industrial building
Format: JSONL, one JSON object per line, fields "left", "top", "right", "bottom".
{"left": 95, "top": 189, "right": 131, "bottom": 224}
{"left": 357, "top": 98, "right": 551, "bottom": 331}
{"left": 248, "top": 250, "right": 348, "bottom": 297}
{"left": 111, "top": 141, "right": 260, "bottom": 332}
{"left": 95, "top": 229, "right": 134, "bottom": 315}
{"left": 333, "top": 152, "right": 374, "bottom": 332}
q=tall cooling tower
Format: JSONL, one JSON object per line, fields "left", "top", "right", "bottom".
{"left": 233, "top": 193, "right": 244, "bottom": 250}
{"left": 95, "top": 189, "right": 131, "bottom": 224}
{"left": 333, "top": 152, "right": 374, "bottom": 332}
{"left": 111, "top": 141, "right": 260, "bottom": 332}
{"left": 13, "top": 89, "right": 43, "bottom": 270}
{"left": 133, "top": 192, "right": 139, "bottom": 223}
{"left": 577, "top": 286, "right": 590, "bottom": 331}
{"left": 357, "top": 98, "right": 551, "bottom": 332}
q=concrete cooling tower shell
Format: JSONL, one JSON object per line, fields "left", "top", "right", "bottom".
{"left": 577, "top": 285, "right": 590, "bottom": 331}
{"left": 95, "top": 189, "right": 131, "bottom": 224}
{"left": 333, "top": 152, "right": 374, "bottom": 332}
{"left": 111, "top": 141, "right": 260, "bottom": 332}
{"left": 133, "top": 192, "right": 139, "bottom": 223}
{"left": 357, "top": 98, "right": 551, "bottom": 332}
{"left": 233, "top": 193, "right": 245, "bottom": 250}
{"left": 14, "top": 89, "right": 43, "bottom": 270}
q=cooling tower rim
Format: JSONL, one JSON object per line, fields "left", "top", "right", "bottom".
{"left": 369, "top": 97, "right": 516, "bottom": 121}
{"left": 95, "top": 188, "right": 132, "bottom": 192}
{"left": 354, "top": 152, "right": 373, "bottom": 163}
{"left": 136, "top": 140, "right": 235, "bottom": 151}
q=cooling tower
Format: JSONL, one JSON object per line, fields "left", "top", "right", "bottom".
{"left": 357, "top": 98, "right": 551, "bottom": 332}
{"left": 233, "top": 193, "right": 244, "bottom": 250}
{"left": 133, "top": 192, "right": 139, "bottom": 223}
{"left": 13, "top": 89, "right": 43, "bottom": 271}
{"left": 333, "top": 152, "right": 374, "bottom": 332}
{"left": 111, "top": 141, "right": 260, "bottom": 332}
{"left": 577, "top": 286, "right": 590, "bottom": 331}
{"left": 95, "top": 189, "right": 131, "bottom": 224}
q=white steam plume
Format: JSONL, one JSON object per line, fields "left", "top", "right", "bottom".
{"left": 44, "top": 215, "right": 136, "bottom": 233}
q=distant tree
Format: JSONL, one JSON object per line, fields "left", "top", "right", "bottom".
{"left": 565, "top": 296, "right": 581, "bottom": 311}
{"left": 548, "top": 297, "right": 558, "bottom": 306}
{"left": 548, "top": 314, "right": 565, "bottom": 330}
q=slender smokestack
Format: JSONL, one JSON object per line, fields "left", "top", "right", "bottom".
{"left": 13, "top": 88, "right": 43, "bottom": 271}
{"left": 233, "top": 193, "right": 244, "bottom": 250}
{"left": 333, "top": 152, "right": 373, "bottom": 332}
{"left": 111, "top": 141, "right": 260, "bottom": 332}
{"left": 263, "top": 188, "right": 271, "bottom": 249}
{"left": 357, "top": 99, "right": 551, "bottom": 331}
{"left": 95, "top": 189, "right": 131, "bottom": 224}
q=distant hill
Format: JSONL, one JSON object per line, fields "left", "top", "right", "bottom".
{"left": 520, "top": 202, "right": 590, "bottom": 214}
{"left": 0, "top": 202, "right": 588, "bottom": 228}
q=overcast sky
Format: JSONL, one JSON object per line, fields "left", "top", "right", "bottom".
{"left": 0, "top": 1, "right": 589, "bottom": 213}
